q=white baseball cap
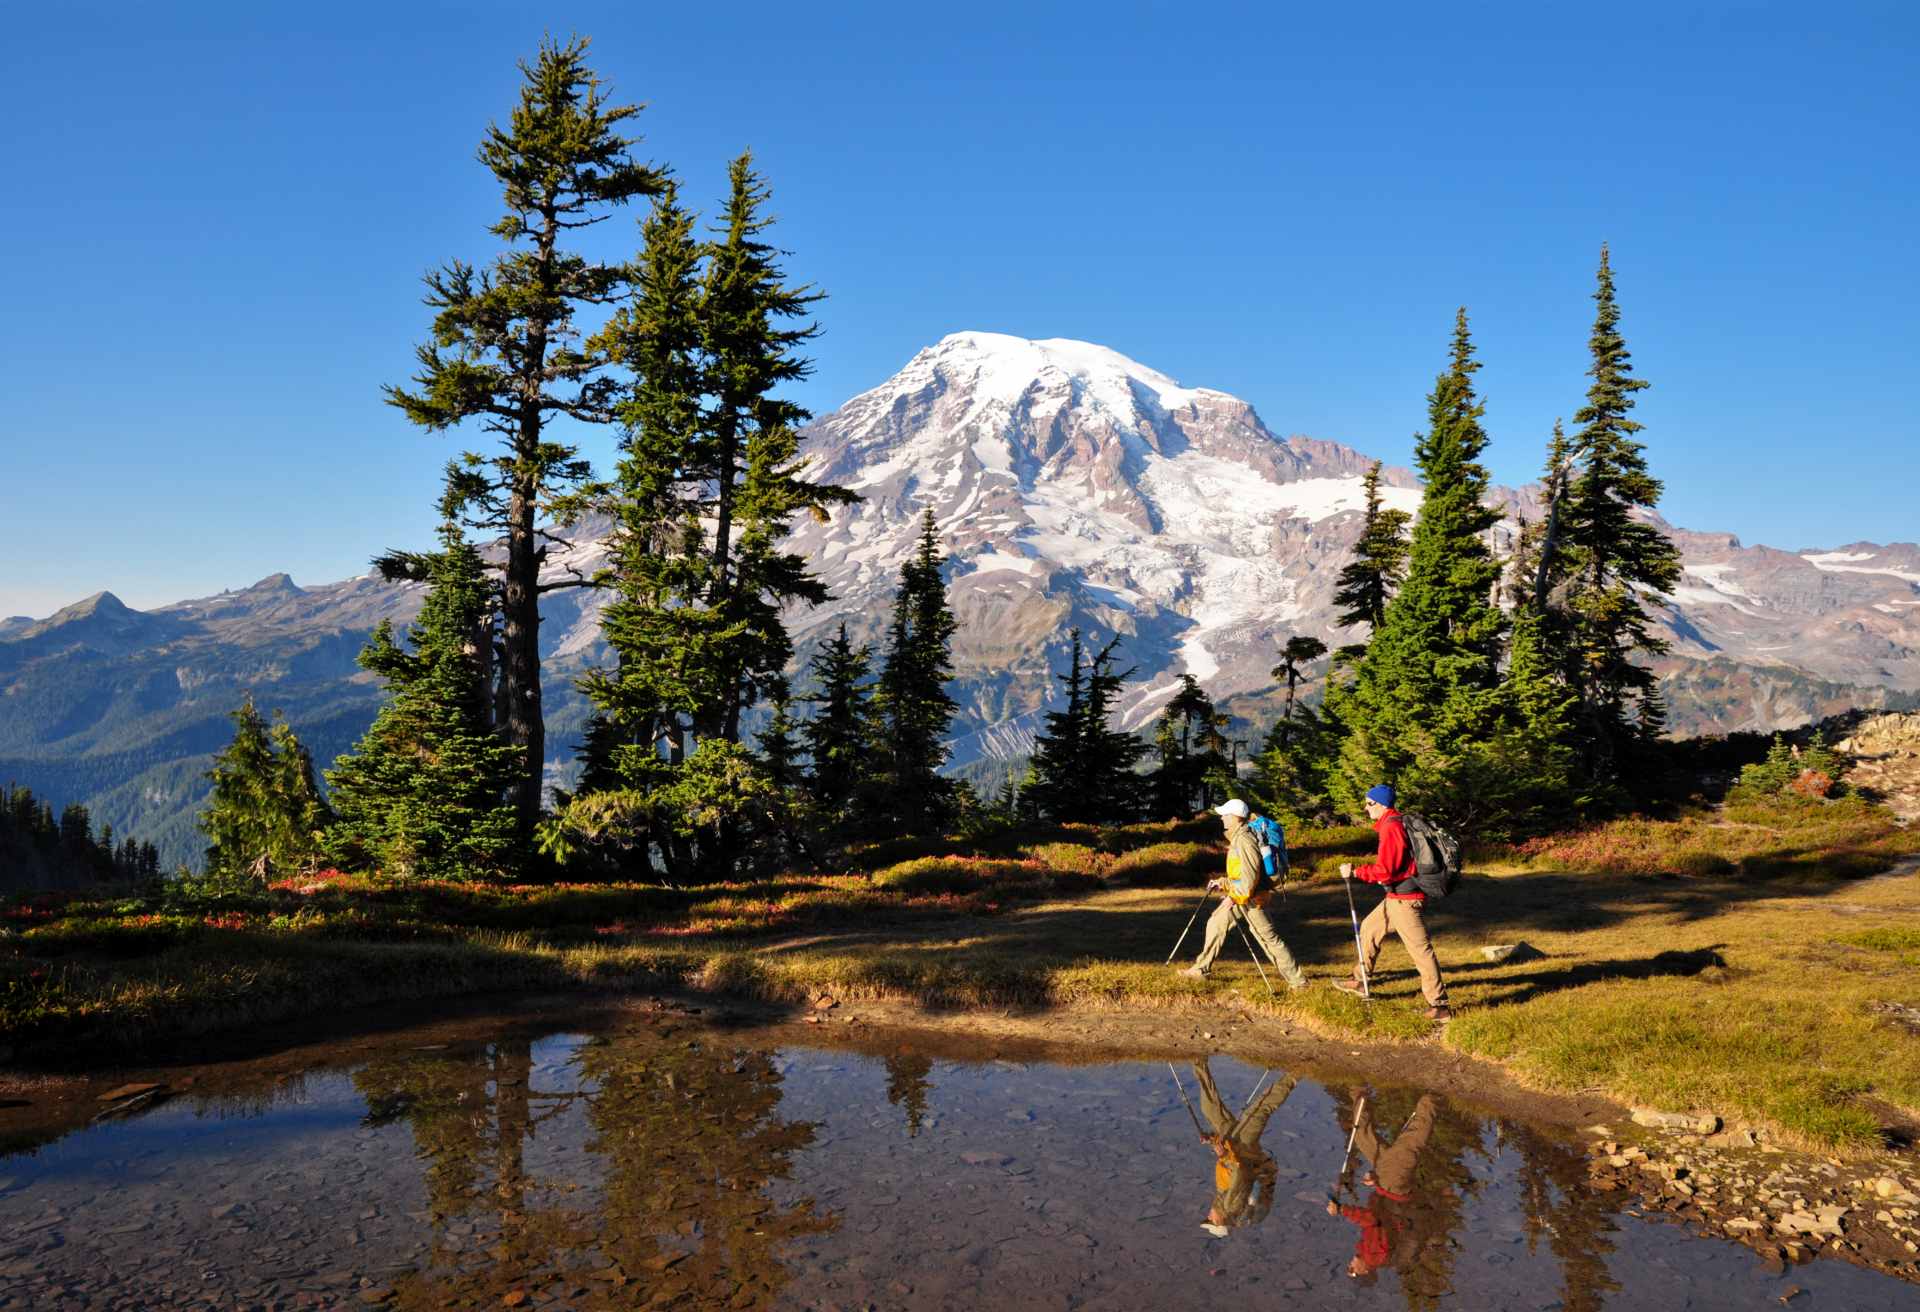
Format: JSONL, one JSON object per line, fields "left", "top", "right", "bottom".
{"left": 1213, "top": 799, "right": 1250, "bottom": 818}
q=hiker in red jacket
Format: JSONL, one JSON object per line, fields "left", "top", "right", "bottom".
{"left": 1324, "top": 1093, "right": 1440, "bottom": 1285}
{"left": 1334, "top": 784, "right": 1451, "bottom": 1019}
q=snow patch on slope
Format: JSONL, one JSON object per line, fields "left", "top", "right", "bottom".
{"left": 1801, "top": 552, "right": 1920, "bottom": 586}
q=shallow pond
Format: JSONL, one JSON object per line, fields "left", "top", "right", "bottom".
{"left": 0, "top": 1013, "right": 1912, "bottom": 1310}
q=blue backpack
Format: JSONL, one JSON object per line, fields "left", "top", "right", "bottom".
{"left": 1248, "top": 814, "right": 1288, "bottom": 883}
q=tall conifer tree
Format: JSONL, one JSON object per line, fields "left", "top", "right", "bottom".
{"left": 551, "top": 159, "right": 853, "bottom": 876}
{"left": 874, "top": 510, "right": 959, "bottom": 831}
{"left": 1146, "top": 675, "right": 1227, "bottom": 816}
{"left": 1335, "top": 311, "right": 1508, "bottom": 818}
{"left": 1558, "top": 246, "right": 1682, "bottom": 775}
{"left": 202, "top": 696, "right": 331, "bottom": 881}
{"left": 799, "top": 622, "right": 875, "bottom": 825}
{"left": 1028, "top": 633, "right": 1146, "bottom": 823}
{"left": 385, "top": 38, "right": 666, "bottom": 830}
{"left": 1270, "top": 635, "right": 1328, "bottom": 746}
{"left": 581, "top": 181, "right": 720, "bottom": 807}
{"left": 327, "top": 514, "right": 525, "bottom": 880}
{"left": 699, "top": 154, "right": 855, "bottom": 744}
{"left": 1331, "top": 460, "right": 1412, "bottom": 658}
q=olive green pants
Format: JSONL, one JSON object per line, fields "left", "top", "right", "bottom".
{"left": 1195, "top": 899, "right": 1306, "bottom": 988}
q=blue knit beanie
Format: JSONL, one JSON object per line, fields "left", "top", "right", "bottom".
{"left": 1365, "top": 784, "right": 1396, "bottom": 808}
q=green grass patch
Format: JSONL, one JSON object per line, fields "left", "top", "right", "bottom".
{"left": 1838, "top": 927, "right": 1920, "bottom": 953}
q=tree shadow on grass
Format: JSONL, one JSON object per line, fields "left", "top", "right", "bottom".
{"left": 1440, "top": 945, "right": 1730, "bottom": 1008}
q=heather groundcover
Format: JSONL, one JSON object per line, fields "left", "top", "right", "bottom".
{"left": 5, "top": 797, "right": 1918, "bottom": 1151}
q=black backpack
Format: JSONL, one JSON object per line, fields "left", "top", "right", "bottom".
{"left": 1399, "top": 813, "right": 1462, "bottom": 899}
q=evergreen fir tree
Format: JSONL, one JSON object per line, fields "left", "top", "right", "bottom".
{"left": 1251, "top": 699, "right": 1340, "bottom": 821}
{"left": 58, "top": 803, "right": 92, "bottom": 861}
{"left": 1558, "top": 246, "right": 1683, "bottom": 778}
{"left": 550, "top": 158, "right": 853, "bottom": 878}
{"left": 756, "top": 678, "right": 804, "bottom": 792}
{"left": 1491, "top": 603, "right": 1580, "bottom": 831}
{"left": 326, "top": 515, "right": 524, "bottom": 880}
{"left": 873, "top": 509, "right": 959, "bottom": 832}
{"left": 1331, "top": 460, "right": 1412, "bottom": 658}
{"left": 1529, "top": 418, "right": 1576, "bottom": 608}
{"left": 1270, "top": 634, "right": 1328, "bottom": 747}
{"left": 269, "top": 719, "right": 332, "bottom": 871}
{"left": 581, "top": 180, "right": 713, "bottom": 781}
{"left": 1334, "top": 311, "right": 1509, "bottom": 821}
{"left": 799, "top": 621, "right": 875, "bottom": 825}
{"left": 698, "top": 153, "right": 855, "bottom": 744}
{"left": 1147, "top": 712, "right": 1190, "bottom": 819}
{"left": 202, "top": 695, "right": 330, "bottom": 881}
{"left": 1025, "top": 630, "right": 1089, "bottom": 821}
{"left": 571, "top": 181, "right": 728, "bottom": 876}
{"left": 1079, "top": 637, "right": 1148, "bottom": 822}
{"left": 1145, "top": 675, "right": 1227, "bottom": 817}
{"left": 384, "top": 38, "right": 666, "bottom": 830}
{"left": 1028, "top": 632, "right": 1148, "bottom": 822}
{"left": 989, "top": 769, "right": 1020, "bottom": 825}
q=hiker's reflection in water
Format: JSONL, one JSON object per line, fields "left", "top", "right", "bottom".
{"left": 1326, "top": 1092, "right": 1440, "bottom": 1286}
{"left": 1191, "top": 1059, "right": 1296, "bottom": 1238}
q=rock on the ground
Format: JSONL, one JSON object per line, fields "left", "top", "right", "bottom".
{"left": 1632, "top": 1107, "right": 1721, "bottom": 1134}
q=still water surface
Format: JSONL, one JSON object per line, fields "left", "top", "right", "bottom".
{"left": 1, "top": 1016, "right": 1913, "bottom": 1310}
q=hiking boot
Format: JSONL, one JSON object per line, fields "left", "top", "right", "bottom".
{"left": 1177, "top": 965, "right": 1208, "bottom": 980}
{"left": 1331, "top": 978, "right": 1366, "bottom": 997}
{"left": 1425, "top": 1005, "right": 1454, "bottom": 1021}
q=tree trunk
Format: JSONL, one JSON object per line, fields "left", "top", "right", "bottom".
{"left": 469, "top": 610, "right": 496, "bottom": 733}
{"left": 502, "top": 476, "right": 545, "bottom": 828}
{"left": 1532, "top": 484, "right": 1566, "bottom": 608}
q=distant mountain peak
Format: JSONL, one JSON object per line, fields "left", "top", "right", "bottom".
{"left": 52, "top": 591, "right": 131, "bottom": 620}
{"left": 243, "top": 572, "right": 302, "bottom": 594}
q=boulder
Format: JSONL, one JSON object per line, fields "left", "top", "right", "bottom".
{"left": 1632, "top": 1107, "right": 1721, "bottom": 1134}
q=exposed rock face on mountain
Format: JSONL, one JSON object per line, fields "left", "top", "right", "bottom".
{"left": 4, "top": 331, "right": 1915, "bottom": 865}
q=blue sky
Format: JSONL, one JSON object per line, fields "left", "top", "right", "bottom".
{"left": 3, "top": 1, "right": 1915, "bottom": 617}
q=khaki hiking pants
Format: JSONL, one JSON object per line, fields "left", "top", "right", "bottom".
{"left": 1353, "top": 1093, "right": 1438, "bottom": 1197}
{"left": 1195, "top": 898, "right": 1306, "bottom": 988}
{"left": 1358, "top": 897, "right": 1449, "bottom": 1008}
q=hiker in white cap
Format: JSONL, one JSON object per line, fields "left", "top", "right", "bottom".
{"left": 1177, "top": 798, "right": 1309, "bottom": 989}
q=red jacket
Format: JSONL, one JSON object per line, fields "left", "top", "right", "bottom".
{"left": 1355, "top": 809, "right": 1422, "bottom": 902}
{"left": 1338, "top": 1196, "right": 1405, "bottom": 1269}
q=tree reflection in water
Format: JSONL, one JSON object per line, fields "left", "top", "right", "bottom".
{"left": 883, "top": 1048, "right": 935, "bottom": 1137}
{"left": 351, "top": 1030, "right": 836, "bottom": 1309}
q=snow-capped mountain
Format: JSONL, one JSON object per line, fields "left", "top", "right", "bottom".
{"left": 775, "top": 332, "right": 1919, "bottom": 760}
{"left": 4, "top": 331, "right": 1916, "bottom": 868}
{"left": 775, "top": 332, "right": 1427, "bottom": 758}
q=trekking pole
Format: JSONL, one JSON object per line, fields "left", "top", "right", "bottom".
{"left": 1238, "top": 1067, "right": 1274, "bottom": 1117}
{"left": 1167, "top": 1062, "right": 1206, "bottom": 1138}
{"left": 1342, "top": 874, "right": 1371, "bottom": 1000}
{"left": 1164, "top": 887, "right": 1214, "bottom": 965}
{"left": 1331, "top": 1093, "right": 1368, "bottom": 1201}
{"left": 1227, "top": 902, "right": 1278, "bottom": 999}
